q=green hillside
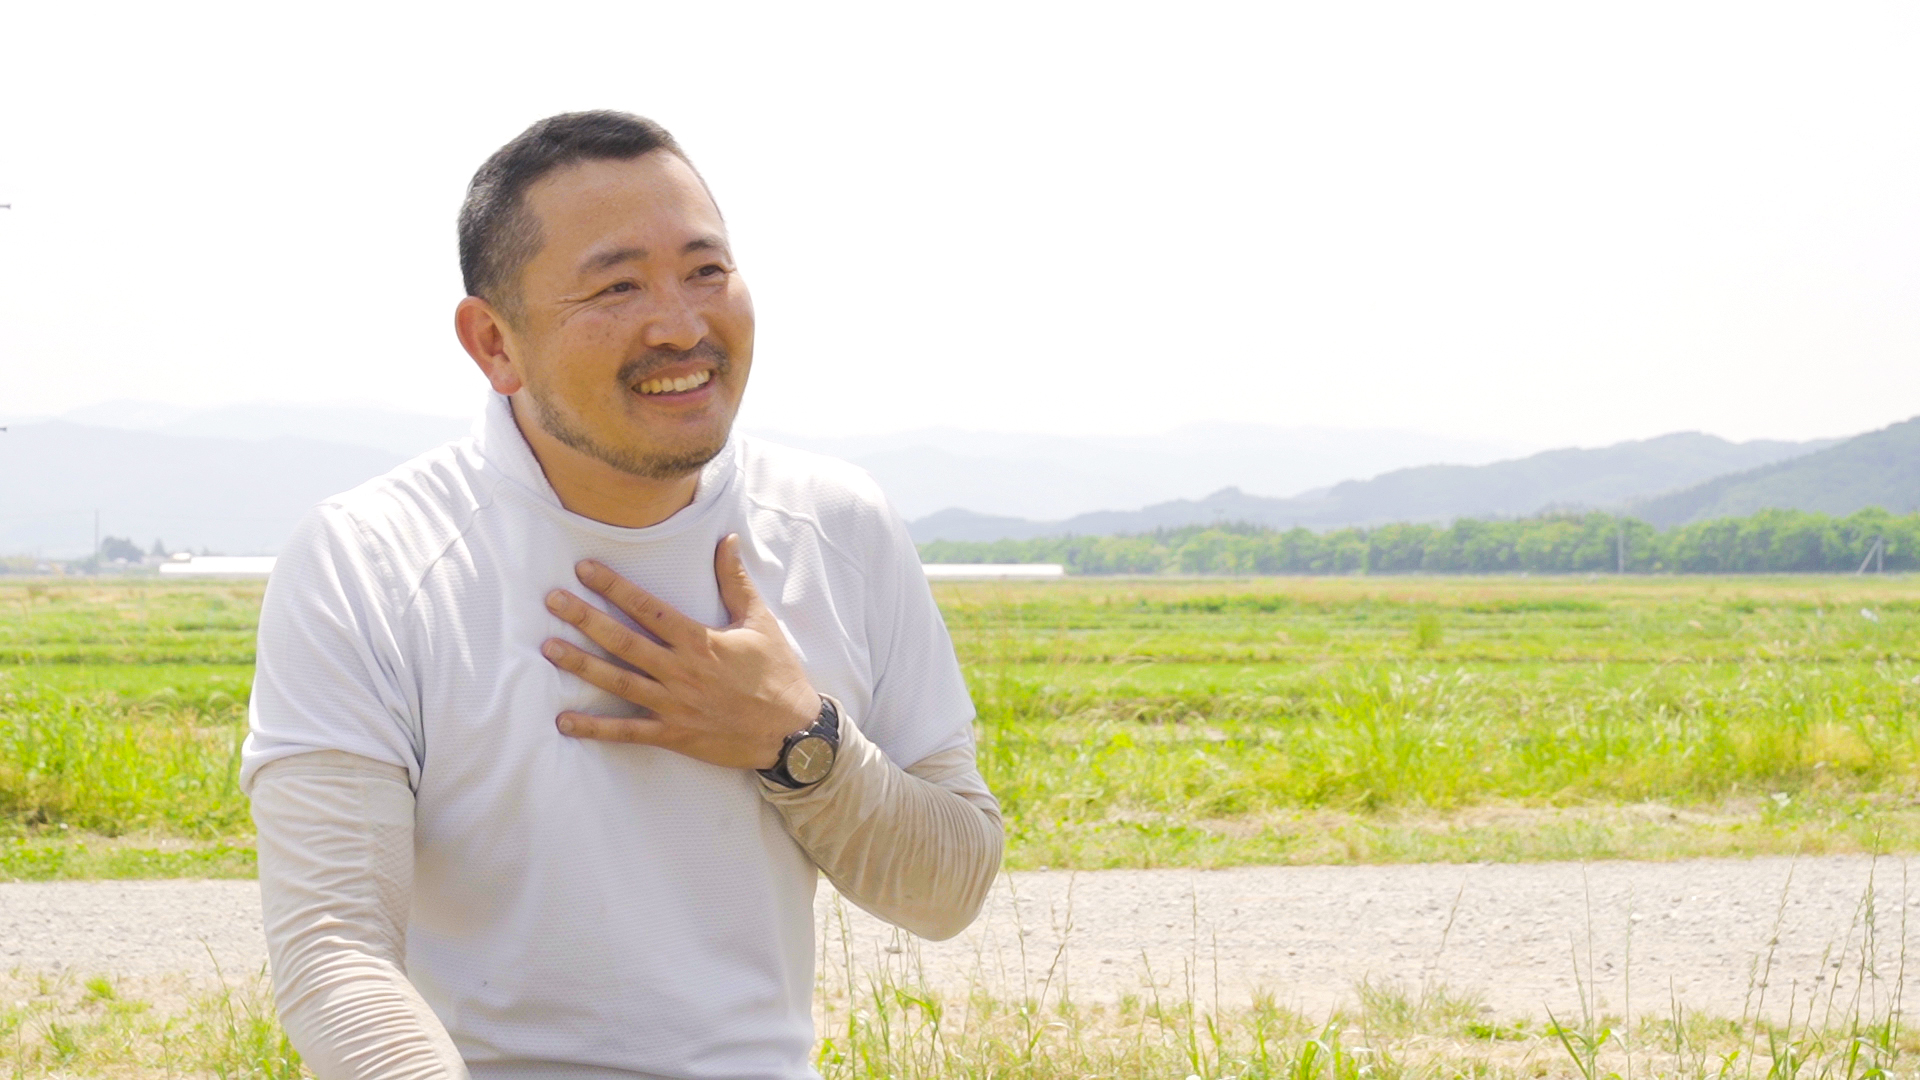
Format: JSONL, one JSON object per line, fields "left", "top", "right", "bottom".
{"left": 1634, "top": 417, "right": 1920, "bottom": 526}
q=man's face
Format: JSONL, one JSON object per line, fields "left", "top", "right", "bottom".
{"left": 501, "top": 152, "right": 754, "bottom": 481}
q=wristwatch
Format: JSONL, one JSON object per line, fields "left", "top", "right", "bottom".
{"left": 758, "top": 695, "right": 841, "bottom": 789}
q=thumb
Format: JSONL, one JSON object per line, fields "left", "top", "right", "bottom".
{"left": 714, "top": 533, "right": 763, "bottom": 625}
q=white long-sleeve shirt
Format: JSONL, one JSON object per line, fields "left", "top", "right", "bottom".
{"left": 251, "top": 713, "right": 1001, "bottom": 1080}
{"left": 243, "top": 395, "right": 999, "bottom": 1079}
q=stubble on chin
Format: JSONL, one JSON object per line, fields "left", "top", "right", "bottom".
{"left": 522, "top": 376, "right": 732, "bottom": 482}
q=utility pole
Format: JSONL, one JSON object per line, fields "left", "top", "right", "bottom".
{"left": 1857, "top": 536, "right": 1886, "bottom": 575}
{"left": 1616, "top": 522, "right": 1626, "bottom": 574}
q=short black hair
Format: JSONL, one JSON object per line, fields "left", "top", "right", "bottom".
{"left": 458, "top": 110, "right": 688, "bottom": 317}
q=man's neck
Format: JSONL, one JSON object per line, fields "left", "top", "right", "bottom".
{"left": 508, "top": 399, "right": 702, "bottom": 530}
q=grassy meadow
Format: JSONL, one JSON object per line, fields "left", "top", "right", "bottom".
{"left": 3, "top": 573, "right": 1920, "bottom": 877}
{"left": 6, "top": 574, "right": 1920, "bottom": 1078}
{"left": 946, "top": 575, "right": 1920, "bottom": 867}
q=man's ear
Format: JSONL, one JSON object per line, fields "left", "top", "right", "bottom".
{"left": 455, "top": 296, "right": 524, "bottom": 395}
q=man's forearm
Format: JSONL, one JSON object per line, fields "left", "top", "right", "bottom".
{"left": 760, "top": 711, "right": 1004, "bottom": 940}
{"left": 251, "top": 752, "right": 469, "bottom": 1080}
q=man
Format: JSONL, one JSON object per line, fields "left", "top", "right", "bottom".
{"left": 242, "top": 111, "right": 1003, "bottom": 1080}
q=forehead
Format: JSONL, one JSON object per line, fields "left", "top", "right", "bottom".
{"left": 521, "top": 153, "right": 725, "bottom": 266}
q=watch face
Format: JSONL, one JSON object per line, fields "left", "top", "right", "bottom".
{"left": 786, "top": 734, "right": 835, "bottom": 786}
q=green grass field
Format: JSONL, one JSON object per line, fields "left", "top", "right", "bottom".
{"left": 6, "top": 574, "right": 1920, "bottom": 1078}
{"left": 947, "top": 576, "right": 1920, "bottom": 867}
{"left": 4, "top": 574, "right": 1920, "bottom": 878}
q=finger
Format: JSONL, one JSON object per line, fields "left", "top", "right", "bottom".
{"left": 573, "top": 561, "right": 704, "bottom": 648}
{"left": 556, "top": 711, "right": 670, "bottom": 746}
{"left": 714, "top": 534, "right": 764, "bottom": 626}
{"left": 545, "top": 589, "right": 671, "bottom": 669}
{"left": 540, "top": 638, "right": 670, "bottom": 710}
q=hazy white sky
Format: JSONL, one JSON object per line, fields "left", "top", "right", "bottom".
{"left": 1, "top": 2, "right": 1915, "bottom": 447}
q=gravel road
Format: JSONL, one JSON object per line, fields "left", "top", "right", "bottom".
{"left": 5, "top": 855, "right": 1913, "bottom": 1022}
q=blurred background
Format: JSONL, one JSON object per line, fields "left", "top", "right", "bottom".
{"left": 1, "top": 2, "right": 1916, "bottom": 559}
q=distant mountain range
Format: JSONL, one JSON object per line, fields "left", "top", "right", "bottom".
{"left": 0, "top": 401, "right": 479, "bottom": 558}
{"left": 0, "top": 401, "right": 1532, "bottom": 557}
{"left": 0, "top": 421, "right": 405, "bottom": 557}
{"left": 757, "top": 424, "right": 1533, "bottom": 521}
{"left": 1631, "top": 417, "right": 1920, "bottom": 526}
{"left": 58, "top": 399, "right": 476, "bottom": 457}
{"left": 0, "top": 399, "right": 1908, "bottom": 558}
{"left": 908, "top": 430, "right": 1849, "bottom": 543}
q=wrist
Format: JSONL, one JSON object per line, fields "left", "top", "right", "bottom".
{"left": 755, "top": 690, "right": 822, "bottom": 770}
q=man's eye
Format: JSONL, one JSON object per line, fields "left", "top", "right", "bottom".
{"left": 695, "top": 265, "right": 727, "bottom": 278}
{"left": 604, "top": 281, "right": 637, "bottom": 295}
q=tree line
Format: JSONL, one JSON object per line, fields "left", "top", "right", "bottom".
{"left": 917, "top": 507, "right": 1915, "bottom": 575}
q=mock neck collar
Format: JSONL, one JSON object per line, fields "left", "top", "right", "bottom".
{"left": 472, "top": 393, "right": 739, "bottom": 531}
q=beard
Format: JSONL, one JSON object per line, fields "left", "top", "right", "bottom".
{"left": 523, "top": 342, "right": 736, "bottom": 482}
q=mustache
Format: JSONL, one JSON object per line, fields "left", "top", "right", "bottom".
{"left": 617, "top": 341, "right": 731, "bottom": 386}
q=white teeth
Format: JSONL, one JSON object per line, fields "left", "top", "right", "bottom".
{"left": 636, "top": 370, "right": 713, "bottom": 395}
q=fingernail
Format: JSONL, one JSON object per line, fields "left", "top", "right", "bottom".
{"left": 546, "top": 590, "right": 568, "bottom": 611}
{"left": 541, "top": 641, "right": 564, "bottom": 661}
{"left": 557, "top": 716, "right": 575, "bottom": 735}
{"left": 576, "top": 560, "right": 601, "bottom": 580}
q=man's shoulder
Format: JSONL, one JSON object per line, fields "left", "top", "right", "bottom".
{"left": 732, "top": 437, "right": 905, "bottom": 550}
{"left": 735, "top": 437, "right": 892, "bottom": 519}
{"left": 283, "top": 439, "right": 489, "bottom": 586}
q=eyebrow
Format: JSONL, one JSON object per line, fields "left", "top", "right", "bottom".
{"left": 579, "top": 246, "right": 646, "bottom": 275}
{"left": 577, "top": 235, "right": 730, "bottom": 275}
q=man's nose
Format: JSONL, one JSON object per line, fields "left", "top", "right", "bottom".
{"left": 643, "top": 288, "right": 710, "bottom": 351}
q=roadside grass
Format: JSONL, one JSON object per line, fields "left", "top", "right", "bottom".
{"left": 10, "top": 912, "right": 1911, "bottom": 1080}
{"left": 816, "top": 982, "right": 1918, "bottom": 1079}
{"left": 1, "top": 971, "right": 300, "bottom": 1079}
{"left": 805, "top": 866, "right": 1920, "bottom": 1080}
{"left": 5, "top": 575, "right": 1920, "bottom": 876}
{"left": 1, "top": 837, "right": 255, "bottom": 881}
{"left": 5, "top": 967, "right": 1911, "bottom": 1079}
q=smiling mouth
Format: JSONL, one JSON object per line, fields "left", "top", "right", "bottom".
{"left": 634, "top": 369, "right": 714, "bottom": 396}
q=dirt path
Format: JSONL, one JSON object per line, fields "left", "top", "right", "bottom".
{"left": 5, "top": 855, "right": 1912, "bottom": 1021}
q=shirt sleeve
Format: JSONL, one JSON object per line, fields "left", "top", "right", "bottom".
{"left": 760, "top": 706, "right": 1003, "bottom": 940}
{"left": 856, "top": 506, "right": 976, "bottom": 768}
{"left": 242, "top": 506, "right": 423, "bottom": 793}
{"left": 251, "top": 751, "right": 468, "bottom": 1079}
